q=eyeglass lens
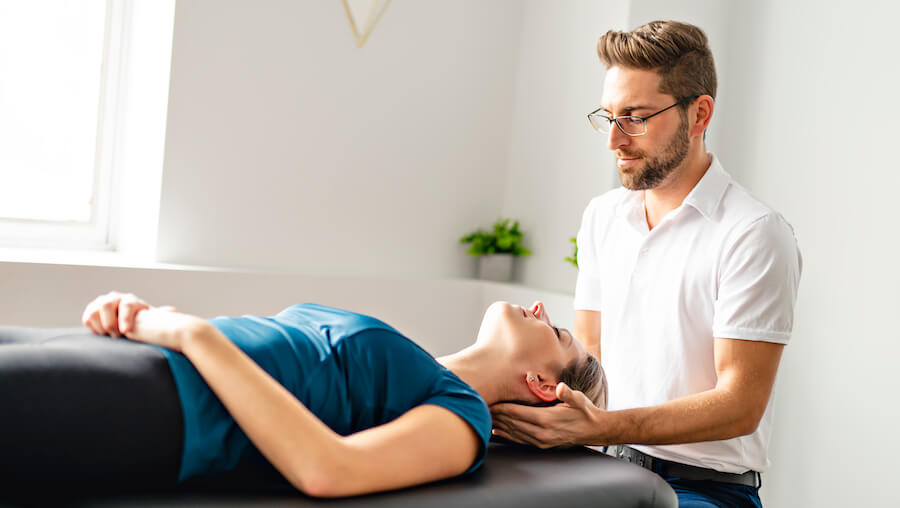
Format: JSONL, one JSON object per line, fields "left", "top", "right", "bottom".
{"left": 591, "top": 115, "right": 645, "bottom": 135}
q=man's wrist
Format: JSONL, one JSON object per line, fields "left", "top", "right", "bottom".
{"left": 581, "top": 405, "right": 610, "bottom": 446}
{"left": 586, "top": 408, "right": 631, "bottom": 446}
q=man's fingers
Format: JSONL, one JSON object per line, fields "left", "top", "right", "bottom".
{"left": 491, "top": 428, "right": 527, "bottom": 445}
{"left": 557, "top": 383, "right": 585, "bottom": 408}
{"left": 492, "top": 413, "right": 558, "bottom": 448}
{"left": 557, "top": 383, "right": 597, "bottom": 416}
{"left": 490, "top": 403, "right": 547, "bottom": 426}
{"left": 492, "top": 426, "right": 545, "bottom": 448}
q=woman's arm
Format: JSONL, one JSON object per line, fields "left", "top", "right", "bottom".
{"left": 177, "top": 322, "right": 480, "bottom": 496}
{"left": 104, "top": 298, "right": 480, "bottom": 497}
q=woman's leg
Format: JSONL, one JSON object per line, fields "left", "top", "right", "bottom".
{"left": 0, "top": 329, "right": 184, "bottom": 496}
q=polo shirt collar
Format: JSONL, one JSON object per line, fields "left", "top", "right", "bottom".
{"left": 683, "top": 154, "right": 731, "bottom": 221}
{"left": 613, "top": 153, "right": 732, "bottom": 223}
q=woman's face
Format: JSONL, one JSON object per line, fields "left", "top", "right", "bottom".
{"left": 477, "top": 301, "right": 584, "bottom": 374}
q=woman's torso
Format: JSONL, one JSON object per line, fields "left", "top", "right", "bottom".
{"left": 158, "top": 304, "right": 490, "bottom": 481}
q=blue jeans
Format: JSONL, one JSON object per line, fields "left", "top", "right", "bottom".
{"left": 666, "top": 477, "right": 763, "bottom": 508}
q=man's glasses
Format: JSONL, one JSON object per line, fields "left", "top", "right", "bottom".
{"left": 587, "top": 94, "right": 700, "bottom": 137}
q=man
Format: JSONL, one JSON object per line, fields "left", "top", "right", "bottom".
{"left": 491, "top": 20, "right": 802, "bottom": 508}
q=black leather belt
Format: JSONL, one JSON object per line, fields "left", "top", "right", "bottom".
{"left": 606, "top": 445, "right": 760, "bottom": 488}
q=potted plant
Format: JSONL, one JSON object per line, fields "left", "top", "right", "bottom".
{"left": 564, "top": 236, "right": 578, "bottom": 268}
{"left": 460, "top": 218, "right": 531, "bottom": 282}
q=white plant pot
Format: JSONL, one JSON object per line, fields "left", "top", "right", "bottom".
{"left": 478, "top": 254, "right": 514, "bottom": 282}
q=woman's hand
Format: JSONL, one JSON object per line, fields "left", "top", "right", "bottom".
{"left": 82, "top": 291, "right": 194, "bottom": 352}
{"left": 82, "top": 291, "right": 156, "bottom": 337}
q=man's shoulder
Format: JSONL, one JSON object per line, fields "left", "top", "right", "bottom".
{"left": 716, "top": 183, "right": 799, "bottom": 251}
{"left": 720, "top": 180, "right": 785, "bottom": 221}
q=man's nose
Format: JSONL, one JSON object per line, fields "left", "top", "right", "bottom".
{"left": 607, "top": 121, "right": 631, "bottom": 151}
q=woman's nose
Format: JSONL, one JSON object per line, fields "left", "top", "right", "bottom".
{"left": 531, "top": 301, "right": 551, "bottom": 324}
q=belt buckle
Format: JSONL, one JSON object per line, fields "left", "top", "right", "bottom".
{"left": 635, "top": 452, "right": 649, "bottom": 469}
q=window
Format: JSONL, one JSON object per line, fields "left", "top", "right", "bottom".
{"left": 0, "top": 0, "right": 174, "bottom": 254}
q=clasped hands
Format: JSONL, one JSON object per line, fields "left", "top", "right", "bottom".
{"left": 81, "top": 291, "right": 200, "bottom": 352}
{"left": 491, "top": 382, "right": 607, "bottom": 449}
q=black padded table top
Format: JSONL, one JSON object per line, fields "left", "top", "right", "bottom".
{"left": 13, "top": 443, "right": 675, "bottom": 508}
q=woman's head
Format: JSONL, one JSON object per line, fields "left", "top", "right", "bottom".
{"left": 475, "top": 301, "right": 607, "bottom": 408}
{"left": 558, "top": 352, "right": 608, "bottom": 410}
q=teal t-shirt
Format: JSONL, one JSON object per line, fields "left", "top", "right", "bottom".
{"left": 157, "top": 303, "right": 491, "bottom": 482}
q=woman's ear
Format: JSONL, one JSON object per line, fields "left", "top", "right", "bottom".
{"left": 525, "top": 372, "right": 558, "bottom": 402}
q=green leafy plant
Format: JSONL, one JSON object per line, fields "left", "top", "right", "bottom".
{"left": 460, "top": 218, "right": 532, "bottom": 257}
{"left": 564, "top": 236, "right": 578, "bottom": 268}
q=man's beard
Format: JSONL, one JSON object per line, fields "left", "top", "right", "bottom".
{"left": 617, "top": 114, "right": 690, "bottom": 191}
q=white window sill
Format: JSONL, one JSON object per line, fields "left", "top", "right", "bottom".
{"left": 0, "top": 247, "right": 227, "bottom": 272}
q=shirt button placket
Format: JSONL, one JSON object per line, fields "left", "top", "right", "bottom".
{"left": 630, "top": 244, "right": 647, "bottom": 284}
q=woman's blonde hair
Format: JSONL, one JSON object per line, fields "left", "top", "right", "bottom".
{"left": 558, "top": 353, "right": 608, "bottom": 409}
{"left": 597, "top": 20, "right": 717, "bottom": 102}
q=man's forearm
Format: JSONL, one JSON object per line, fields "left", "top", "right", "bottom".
{"left": 594, "top": 387, "right": 762, "bottom": 445}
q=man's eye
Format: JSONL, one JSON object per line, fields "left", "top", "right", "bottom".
{"left": 553, "top": 326, "right": 560, "bottom": 339}
{"left": 624, "top": 117, "right": 643, "bottom": 124}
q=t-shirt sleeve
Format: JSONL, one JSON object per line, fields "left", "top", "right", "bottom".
{"left": 574, "top": 198, "right": 604, "bottom": 311}
{"left": 713, "top": 213, "right": 803, "bottom": 343}
{"left": 421, "top": 373, "right": 492, "bottom": 475}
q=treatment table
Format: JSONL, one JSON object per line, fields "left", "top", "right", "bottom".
{"left": 0, "top": 325, "right": 675, "bottom": 507}
{"left": 3, "top": 442, "right": 676, "bottom": 507}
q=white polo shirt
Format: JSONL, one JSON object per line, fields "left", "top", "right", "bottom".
{"left": 574, "top": 154, "right": 802, "bottom": 474}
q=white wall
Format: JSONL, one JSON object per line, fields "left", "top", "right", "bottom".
{"left": 0, "top": 261, "right": 575, "bottom": 359}
{"left": 715, "top": 1, "right": 900, "bottom": 506}
{"left": 500, "top": 0, "right": 627, "bottom": 293}
{"left": 157, "top": 0, "right": 524, "bottom": 279}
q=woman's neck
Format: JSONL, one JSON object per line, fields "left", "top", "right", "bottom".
{"left": 437, "top": 346, "right": 514, "bottom": 406}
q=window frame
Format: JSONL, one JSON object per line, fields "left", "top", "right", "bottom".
{"left": 0, "top": 0, "right": 129, "bottom": 251}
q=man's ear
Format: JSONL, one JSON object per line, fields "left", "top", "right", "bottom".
{"left": 525, "top": 372, "right": 558, "bottom": 402}
{"left": 691, "top": 94, "right": 714, "bottom": 137}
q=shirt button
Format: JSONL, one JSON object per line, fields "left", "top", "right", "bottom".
{"left": 639, "top": 247, "right": 649, "bottom": 255}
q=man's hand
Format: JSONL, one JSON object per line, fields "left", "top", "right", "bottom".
{"left": 490, "top": 382, "right": 605, "bottom": 448}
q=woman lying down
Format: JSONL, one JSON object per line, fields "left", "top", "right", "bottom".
{"left": 0, "top": 292, "right": 606, "bottom": 497}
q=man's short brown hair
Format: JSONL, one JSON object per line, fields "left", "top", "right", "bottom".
{"left": 597, "top": 20, "right": 717, "bottom": 103}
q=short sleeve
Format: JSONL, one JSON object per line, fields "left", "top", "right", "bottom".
{"left": 574, "top": 198, "right": 603, "bottom": 311}
{"left": 422, "top": 372, "right": 492, "bottom": 475}
{"left": 713, "top": 213, "right": 802, "bottom": 343}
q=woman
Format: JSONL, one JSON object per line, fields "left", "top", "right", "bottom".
{"left": 0, "top": 292, "right": 606, "bottom": 498}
